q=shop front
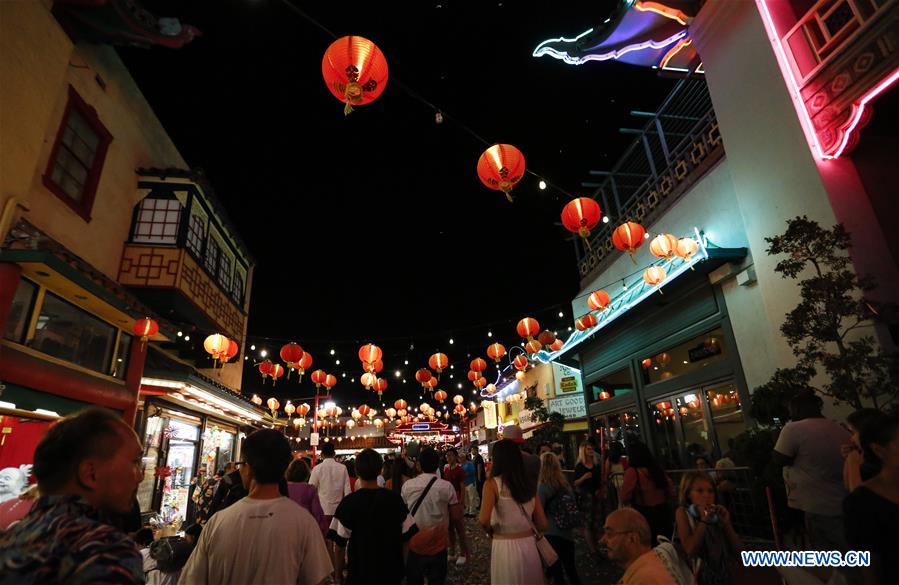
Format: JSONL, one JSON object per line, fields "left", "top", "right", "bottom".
{"left": 580, "top": 271, "right": 751, "bottom": 469}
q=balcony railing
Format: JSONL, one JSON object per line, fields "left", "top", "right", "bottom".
{"left": 577, "top": 79, "right": 723, "bottom": 282}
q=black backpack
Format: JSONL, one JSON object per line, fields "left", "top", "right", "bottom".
{"left": 547, "top": 488, "right": 583, "bottom": 530}
{"left": 149, "top": 536, "right": 194, "bottom": 572}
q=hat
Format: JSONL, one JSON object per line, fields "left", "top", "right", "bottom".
{"left": 503, "top": 424, "right": 525, "bottom": 443}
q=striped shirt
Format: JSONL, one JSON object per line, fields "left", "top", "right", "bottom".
{"left": 0, "top": 495, "right": 143, "bottom": 585}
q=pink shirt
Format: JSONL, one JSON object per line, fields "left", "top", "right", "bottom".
{"left": 0, "top": 496, "right": 35, "bottom": 529}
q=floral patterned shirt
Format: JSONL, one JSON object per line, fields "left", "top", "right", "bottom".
{"left": 0, "top": 495, "right": 143, "bottom": 585}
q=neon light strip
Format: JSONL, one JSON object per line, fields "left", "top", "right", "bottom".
{"left": 141, "top": 377, "right": 265, "bottom": 422}
{"left": 534, "top": 30, "right": 687, "bottom": 65}
{"left": 830, "top": 67, "right": 899, "bottom": 158}
{"left": 756, "top": 0, "right": 827, "bottom": 160}
{"left": 532, "top": 28, "right": 594, "bottom": 57}
{"left": 660, "top": 38, "right": 692, "bottom": 70}
{"left": 635, "top": 1, "right": 690, "bottom": 26}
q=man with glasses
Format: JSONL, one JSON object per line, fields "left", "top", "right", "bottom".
{"left": 600, "top": 508, "right": 676, "bottom": 585}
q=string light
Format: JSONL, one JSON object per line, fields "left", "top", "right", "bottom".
{"left": 250, "top": 344, "right": 255, "bottom": 350}
{"left": 330, "top": 349, "right": 335, "bottom": 355}
{"left": 449, "top": 338, "right": 454, "bottom": 344}
{"left": 184, "top": 335, "right": 190, "bottom": 341}
{"left": 260, "top": 349, "right": 267, "bottom": 357}
{"left": 538, "top": 180, "right": 547, "bottom": 190}
{"left": 177, "top": 331, "right": 183, "bottom": 337}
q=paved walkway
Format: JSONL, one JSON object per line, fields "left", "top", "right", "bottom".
{"left": 445, "top": 516, "right": 622, "bottom": 585}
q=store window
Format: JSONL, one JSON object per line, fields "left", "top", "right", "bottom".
{"left": 2, "top": 278, "right": 37, "bottom": 343}
{"left": 132, "top": 197, "right": 181, "bottom": 244}
{"left": 139, "top": 412, "right": 201, "bottom": 527}
{"left": 30, "top": 292, "right": 116, "bottom": 374}
{"left": 205, "top": 236, "right": 221, "bottom": 276}
{"left": 593, "top": 409, "right": 641, "bottom": 446}
{"left": 42, "top": 87, "right": 112, "bottom": 221}
{"left": 231, "top": 268, "right": 245, "bottom": 304}
{"left": 201, "top": 425, "right": 236, "bottom": 475}
{"left": 185, "top": 212, "right": 206, "bottom": 257}
{"left": 218, "top": 253, "right": 232, "bottom": 292}
{"left": 589, "top": 367, "right": 634, "bottom": 404}
{"left": 111, "top": 333, "right": 132, "bottom": 379}
{"left": 639, "top": 328, "right": 727, "bottom": 385}
{"left": 706, "top": 383, "right": 744, "bottom": 456}
{"left": 0, "top": 414, "right": 52, "bottom": 502}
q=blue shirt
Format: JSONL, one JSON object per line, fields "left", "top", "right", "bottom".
{"left": 461, "top": 462, "right": 476, "bottom": 486}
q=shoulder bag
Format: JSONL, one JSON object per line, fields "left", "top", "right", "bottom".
{"left": 408, "top": 477, "right": 448, "bottom": 556}
{"left": 515, "top": 498, "right": 558, "bottom": 567}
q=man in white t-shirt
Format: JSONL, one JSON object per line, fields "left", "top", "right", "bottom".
{"left": 309, "top": 443, "right": 351, "bottom": 584}
{"left": 401, "top": 447, "right": 462, "bottom": 585}
{"left": 773, "top": 391, "right": 851, "bottom": 553}
{"left": 178, "top": 430, "right": 332, "bottom": 585}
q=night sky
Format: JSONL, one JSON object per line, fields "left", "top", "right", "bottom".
{"left": 118, "top": 0, "right": 676, "bottom": 405}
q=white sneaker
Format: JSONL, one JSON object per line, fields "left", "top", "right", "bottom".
{"left": 456, "top": 556, "right": 467, "bottom": 566}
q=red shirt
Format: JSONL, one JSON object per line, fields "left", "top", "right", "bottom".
{"left": 443, "top": 464, "right": 466, "bottom": 497}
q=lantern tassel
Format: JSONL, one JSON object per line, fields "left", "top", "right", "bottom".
{"left": 344, "top": 102, "right": 354, "bottom": 116}
{"left": 629, "top": 250, "right": 637, "bottom": 265}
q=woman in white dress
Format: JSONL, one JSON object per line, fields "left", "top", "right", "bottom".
{"left": 479, "top": 439, "right": 548, "bottom": 585}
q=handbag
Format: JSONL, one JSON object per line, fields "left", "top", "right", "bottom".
{"left": 515, "top": 500, "right": 558, "bottom": 567}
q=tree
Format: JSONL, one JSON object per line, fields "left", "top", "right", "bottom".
{"left": 523, "top": 396, "right": 565, "bottom": 448}
{"left": 751, "top": 216, "right": 898, "bottom": 422}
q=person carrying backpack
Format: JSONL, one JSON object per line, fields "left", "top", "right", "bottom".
{"left": 538, "top": 452, "right": 582, "bottom": 585}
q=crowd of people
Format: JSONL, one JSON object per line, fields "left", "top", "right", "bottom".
{"left": 0, "top": 399, "right": 897, "bottom": 585}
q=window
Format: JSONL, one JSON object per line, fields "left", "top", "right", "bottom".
{"left": 42, "top": 87, "right": 112, "bottom": 220}
{"left": 185, "top": 213, "right": 205, "bottom": 257}
{"left": 205, "top": 237, "right": 221, "bottom": 276}
{"left": 30, "top": 292, "right": 116, "bottom": 374}
{"left": 132, "top": 198, "right": 181, "bottom": 244}
{"left": 218, "top": 253, "right": 232, "bottom": 291}
{"left": 589, "top": 367, "right": 634, "bottom": 404}
{"left": 639, "top": 328, "right": 727, "bottom": 385}
{"left": 231, "top": 268, "right": 245, "bottom": 304}
{"left": 111, "top": 333, "right": 133, "bottom": 379}
{"left": 3, "top": 279, "right": 37, "bottom": 343}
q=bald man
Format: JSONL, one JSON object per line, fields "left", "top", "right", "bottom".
{"left": 601, "top": 509, "right": 677, "bottom": 585}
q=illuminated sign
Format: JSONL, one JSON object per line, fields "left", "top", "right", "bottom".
{"left": 411, "top": 423, "right": 430, "bottom": 431}
{"left": 548, "top": 394, "right": 588, "bottom": 419}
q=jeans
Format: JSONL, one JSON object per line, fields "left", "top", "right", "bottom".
{"left": 545, "top": 535, "right": 581, "bottom": 585}
{"left": 406, "top": 549, "right": 448, "bottom": 585}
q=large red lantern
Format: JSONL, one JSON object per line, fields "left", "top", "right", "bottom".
{"left": 516, "top": 318, "right": 540, "bottom": 341}
{"left": 470, "top": 358, "right": 487, "bottom": 373}
{"left": 415, "top": 368, "right": 433, "bottom": 388}
{"left": 525, "top": 339, "right": 542, "bottom": 354}
{"left": 474, "top": 377, "right": 487, "bottom": 389}
{"left": 223, "top": 339, "right": 239, "bottom": 363}
{"left": 371, "top": 360, "right": 384, "bottom": 374}
{"left": 454, "top": 404, "right": 466, "bottom": 415}
{"left": 324, "top": 374, "right": 337, "bottom": 391}
{"left": 537, "top": 330, "right": 556, "bottom": 349}
{"left": 204, "top": 334, "right": 230, "bottom": 367}
{"left": 311, "top": 369, "right": 328, "bottom": 389}
{"left": 298, "top": 403, "right": 311, "bottom": 417}
{"left": 425, "top": 377, "right": 438, "bottom": 391}
{"left": 434, "top": 389, "right": 447, "bottom": 403}
{"left": 394, "top": 399, "right": 407, "bottom": 411}
{"left": 611, "top": 222, "right": 646, "bottom": 261}
{"left": 649, "top": 233, "right": 678, "bottom": 260}
{"left": 428, "top": 353, "right": 449, "bottom": 373}
{"left": 358, "top": 404, "right": 371, "bottom": 417}
{"left": 587, "top": 290, "right": 611, "bottom": 312}
{"left": 513, "top": 355, "right": 529, "bottom": 371}
{"left": 269, "top": 364, "right": 285, "bottom": 385}
{"left": 467, "top": 370, "right": 479, "bottom": 382}
{"left": 374, "top": 377, "right": 388, "bottom": 398}
{"left": 550, "top": 338, "right": 564, "bottom": 352}
{"left": 486, "top": 343, "right": 506, "bottom": 363}
{"left": 258, "top": 359, "right": 275, "bottom": 381}
{"left": 561, "top": 197, "right": 602, "bottom": 239}
{"left": 280, "top": 342, "right": 305, "bottom": 377}
{"left": 358, "top": 344, "right": 383, "bottom": 372}
{"left": 360, "top": 372, "right": 377, "bottom": 390}
{"left": 675, "top": 237, "right": 699, "bottom": 261}
{"left": 296, "top": 352, "right": 313, "bottom": 382}
{"left": 133, "top": 317, "right": 158, "bottom": 346}
{"left": 477, "top": 144, "right": 526, "bottom": 203}
{"left": 575, "top": 314, "right": 598, "bottom": 331}
{"left": 322, "top": 36, "right": 389, "bottom": 115}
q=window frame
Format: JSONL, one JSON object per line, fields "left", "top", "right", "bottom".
{"left": 205, "top": 235, "right": 221, "bottom": 276}
{"left": 185, "top": 212, "right": 206, "bottom": 258}
{"left": 218, "top": 252, "right": 232, "bottom": 292}
{"left": 131, "top": 197, "right": 182, "bottom": 245}
{"left": 41, "top": 86, "right": 113, "bottom": 222}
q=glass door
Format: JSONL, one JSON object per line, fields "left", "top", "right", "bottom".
{"left": 704, "top": 382, "right": 744, "bottom": 458}
{"left": 160, "top": 418, "right": 199, "bottom": 529}
{"left": 647, "top": 399, "right": 683, "bottom": 469}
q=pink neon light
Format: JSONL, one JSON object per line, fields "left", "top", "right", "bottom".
{"left": 755, "top": 0, "right": 826, "bottom": 160}
{"left": 534, "top": 31, "right": 687, "bottom": 66}
{"left": 830, "top": 67, "right": 899, "bottom": 158}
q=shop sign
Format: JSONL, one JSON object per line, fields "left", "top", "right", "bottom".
{"left": 518, "top": 408, "right": 538, "bottom": 431}
{"left": 551, "top": 362, "right": 583, "bottom": 396}
{"left": 310, "top": 432, "right": 319, "bottom": 446}
{"left": 548, "top": 394, "right": 587, "bottom": 419}
{"left": 688, "top": 342, "right": 722, "bottom": 362}
{"left": 482, "top": 400, "right": 497, "bottom": 429}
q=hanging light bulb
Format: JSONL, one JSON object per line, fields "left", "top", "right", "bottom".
{"left": 538, "top": 180, "right": 547, "bottom": 190}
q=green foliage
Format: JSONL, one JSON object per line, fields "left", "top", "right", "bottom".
{"left": 753, "top": 216, "right": 898, "bottom": 418}
{"left": 523, "top": 396, "right": 565, "bottom": 448}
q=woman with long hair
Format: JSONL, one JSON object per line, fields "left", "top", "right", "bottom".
{"left": 539, "top": 453, "right": 581, "bottom": 585}
{"left": 619, "top": 441, "right": 674, "bottom": 545}
{"left": 572, "top": 441, "right": 601, "bottom": 554}
{"left": 480, "top": 439, "right": 548, "bottom": 584}
{"left": 285, "top": 459, "right": 328, "bottom": 532}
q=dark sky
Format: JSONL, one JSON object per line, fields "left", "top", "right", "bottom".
{"left": 119, "top": 0, "right": 676, "bottom": 405}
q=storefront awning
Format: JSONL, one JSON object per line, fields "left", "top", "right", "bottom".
{"left": 537, "top": 233, "right": 746, "bottom": 363}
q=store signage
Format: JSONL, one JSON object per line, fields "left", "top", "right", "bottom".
{"left": 688, "top": 342, "right": 722, "bottom": 362}
{"left": 412, "top": 423, "right": 430, "bottom": 431}
{"left": 482, "top": 400, "right": 498, "bottom": 429}
{"left": 310, "top": 432, "right": 319, "bottom": 446}
{"left": 551, "top": 362, "right": 583, "bottom": 396}
{"left": 518, "top": 408, "right": 538, "bottom": 431}
{"left": 548, "top": 394, "right": 587, "bottom": 419}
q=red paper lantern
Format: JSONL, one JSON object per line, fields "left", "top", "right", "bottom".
{"left": 485, "top": 382, "right": 497, "bottom": 394}
{"left": 223, "top": 339, "right": 239, "bottom": 363}
{"left": 454, "top": 404, "right": 466, "bottom": 415}
{"left": 675, "top": 237, "right": 699, "bottom": 261}
{"left": 269, "top": 364, "right": 285, "bottom": 385}
{"left": 428, "top": 353, "right": 449, "bottom": 373}
{"left": 525, "top": 339, "right": 542, "bottom": 354}
{"left": 641, "top": 358, "right": 652, "bottom": 368}
{"left": 434, "top": 390, "right": 447, "bottom": 403}
{"left": 550, "top": 339, "right": 564, "bottom": 352}
{"left": 360, "top": 372, "right": 377, "bottom": 390}
{"left": 415, "top": 368, "right": 433, "bottom": 387}
{"left": 258, "top": 359, "right": 275, "bottom": 381}
{"left": 374, "top": 377, "right": 388, "bottom": 397}
{"left": 611, "top": 222, "right": 646, "bottom": 260}
{"left": 474, "top": 377, "right": 487, "bottom": 389}
{"left": 560, "top": 197, "right": 602, "bottom": 239}
{"left": 470, "top": 358, "right": 487, "bottom": 373}
{"left": 453, "top": 395, "right": 464, "bottom": 405}
{"left": 371, "top": 360, "right": 384, "bottom": 374}
{"left": 598, "top": 390, "right": 611, "bottom": 401}
{"left": 311, "top": 369, "right": 328, "bottom": 389}
{"left": 280, "top": 342, "right": 304, "bottom": 377}
{"left": 298, "top": 403, "right": 311, "bottom": 416}
{"left": 267, "top": 397, "right": 280, "bottom": 413}
{"left": 251, "top": 394, "right": 263, "bottom": 405}
{"left": 656, "top": 401, "right": 672, "bottom": 411}
{"left": 322, "top": 36, "right": 389, "bottom": 115}
{"left": 425, "top": 377, "right": 438, "bottom": 390}
{"left": 477, "top": 144, "right": 526, "bottom": 203}
{"left": 358, "top": 344, "right": 382, "bottom": 371}
{"left": 358, "top": 404, "right": 371, "bottom": 417}
{"left": 587, "top": 290, "right": 611, "bottom": 312}
{"left": 537, "top": 330, "right": 556, "bottom": 348}
{"left": 204, "top": 334, "right": 230, "bottom": 367}
{"left": 486, "top": 343, "right": 506, "bottom": 363}
{"left": 467, "top": 370, "right": 479, "bottom": 382}
{"left": 296, "top": 352, "right": 313, "bottom": 381}
{"left": 513, "top": 355, "right": 529, "bottom": 371}
{"left": 394, "top": 399, "right": 407, "bottom": 411}
{"left": 649, "top": 233, "right": 678, "bottom": 260}
{"left": 516, "top": 317, "right": 540, "bottom": 340}
{"left": 655, "top": 353, "right": 671, "bottom": 367}
{"left": 133, "top": 317, "right": 158, "bottom": 344}
{"left": 575, "top": 314, "right": 598, "bottom": 331}
{"left": 324, "top": 374, "right": 337, "bottom": 390}
{"left": 643, "top": 266, "right": 667, "bottom": 287}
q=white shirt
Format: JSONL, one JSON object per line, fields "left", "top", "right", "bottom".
{"left": 309, "top": 458, "right": 351, "bottom": 515}
{"left": 774, "top": 417, "right": 850, "bottom": 516}
{"left": 178, "top": 496, "right": 332, "bottom": 585}
{"left": 401, "top": 472, "right": 458, "bottom": 529}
